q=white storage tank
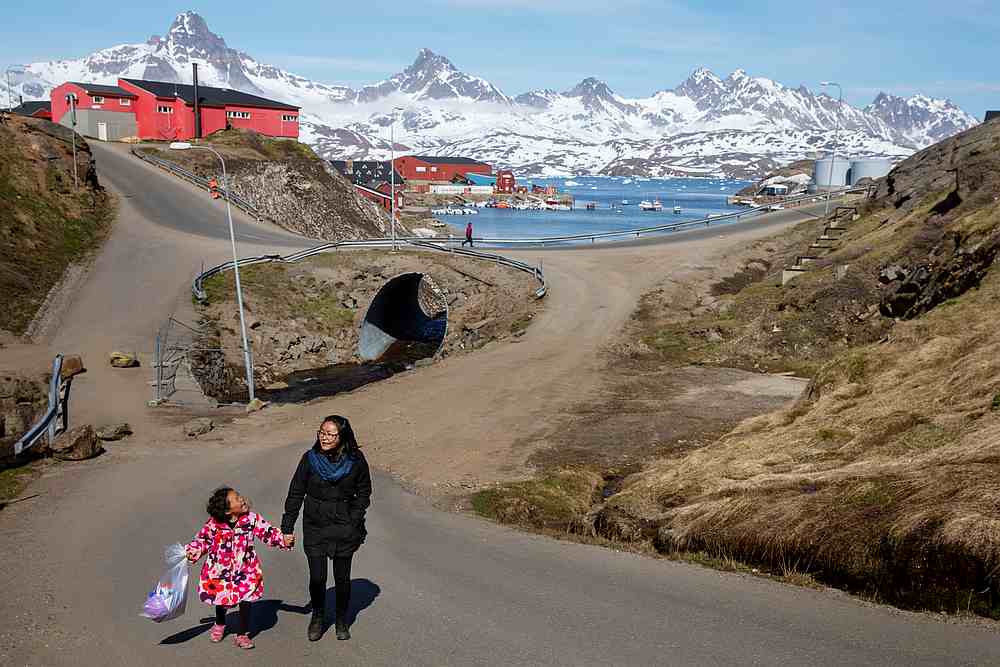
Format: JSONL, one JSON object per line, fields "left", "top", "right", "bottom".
{"left": 813, "top": 157, "right": 851, "bottom": 190}
{"left": 848, "top": 158, "right": 891, "bottom": 185}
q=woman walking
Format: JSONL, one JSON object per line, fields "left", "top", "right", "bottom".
{"left": 281, "top": 415, "right": 372, "bottom": 642}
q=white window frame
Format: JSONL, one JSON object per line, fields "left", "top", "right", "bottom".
{"left": 227, "top": 110, "right": 251, "bottom": 119}
{"left": 119, "top": 98, "right": 131, "bottom": 106}
{"left": 430, "top": 166, "right": 438, "bottom": 172}
{"left": 156, "top": 105, "right": 173, "bottom": 114}
{"left": 415, "top": 166, "right": 426, "bottom": 173}
{"left": 91, "top": 95, "right": 104, "bottom": 104}
{"left": 281, "top": 114, "right": 298, "bottom": 122}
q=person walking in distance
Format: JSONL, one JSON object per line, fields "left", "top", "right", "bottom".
{"left": 463, "top": 221, "right": 474, "bottom": 247}
{"left": 282, "top": 415, "right": 372, "bottom": 642}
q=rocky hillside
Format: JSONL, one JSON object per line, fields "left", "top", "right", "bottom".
{"left": 600, "top": 117, "right": 1000, "bottom": 613}
{"left": 0, "top": 116, "right": 112, "bottom": 336}
{"left": 137, "top": 130, "right": 393, "bottom": 240}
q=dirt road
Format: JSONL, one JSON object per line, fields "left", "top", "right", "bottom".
{"left": 5, "top": 150, "right": 999, "bottom": 665}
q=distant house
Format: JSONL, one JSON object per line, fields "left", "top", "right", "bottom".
{"left": 452, "top": 172, "right": 497, "bottom": 187}
{"left": 495, "top": 169, "right": 515, "bottom": 194}
{"left": 986, "top": 110, "right": 1000, "bottom": 123}
{"left": 330, "top": 160, "right": 405, "bottom": 187}
{"left": 355, "top": 180, "right": 404, "bottom": 214}
{"left": 393, "top": 156, "right": 491, "bottom": 184}
{"left": 50, "top": 77, "right": 299, "bottom": 142}
{"left": 11, "top": 101, "right": 52, "bottom": 119}
{"left": 761, "top": 184, "right": 789, "bottom": 196}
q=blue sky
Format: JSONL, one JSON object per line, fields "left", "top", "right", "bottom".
{"left": 3, "top": 1, "right": 998, "bottom": 116}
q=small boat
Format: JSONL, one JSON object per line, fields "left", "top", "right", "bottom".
{"left": 673, "top": 206, "right": 682, "bottom": 214}
{"left": 639, "top": 199, "right": 663, "bottom": 211}
{"left": 621, "top": 199, "right": 630, "bottom": 205}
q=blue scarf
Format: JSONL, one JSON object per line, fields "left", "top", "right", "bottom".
{"left": 308, "top": 448, "right": 355, "bottom": 483}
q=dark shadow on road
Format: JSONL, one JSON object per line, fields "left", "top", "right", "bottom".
{"left": 317, "top": 578, "right": 381, "bottom": 627}
{"left": 159, "top": 600, "right": 311, "bottom": 644}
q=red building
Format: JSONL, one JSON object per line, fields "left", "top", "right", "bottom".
{"left": 355, "top": 181, "right": 404, "bottom": 215}
{"left": 495, "top": 169, "right": 516, "bottom": 194}
{"left": 393, "top": 156, "right": 491, "bottom": 184}
{"left": 11, "top": 101, "right": 52, "bottom": 120}
{"left": 51, "top": 78, "right": 299, "bottom": 142}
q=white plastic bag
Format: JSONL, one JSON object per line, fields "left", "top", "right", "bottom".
{"left": 140, "top": 543, "right": 189, "bottom": 623}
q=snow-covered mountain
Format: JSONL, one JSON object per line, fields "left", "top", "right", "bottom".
{"left": 6, "top": 11, "right": 978, "bottom": 178}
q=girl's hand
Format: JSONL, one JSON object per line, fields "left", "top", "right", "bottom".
{"left": 282, "top": 534, "right": 295, "bottom": 548}
{"left": 186, "top": 552, "right": 198, "bottom": 563}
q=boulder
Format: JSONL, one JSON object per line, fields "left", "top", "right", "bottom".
{"left": 59, "top": 355, "right": 86, "bottom": 380}
{"left": 96, "top": 422, "right": 132, "bottom": 441}
{"left": 109, "top": 351, "right": 139, "bottom": 368}
{"left": 51, "top": 425, "right": 104, "bottom": 461}
{"left": 245, "top": 398, "right": 267, "bottom": 414}
{"left": 183, "top": 417, "right": 214, "bottom": 438}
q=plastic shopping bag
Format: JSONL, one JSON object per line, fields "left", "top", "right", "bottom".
{"left": 140, "top": 543, "right": 189, "bottom": 623}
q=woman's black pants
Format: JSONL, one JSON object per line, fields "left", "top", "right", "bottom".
{"left": 307, "top": 552, "right": 354, "bottom": 621}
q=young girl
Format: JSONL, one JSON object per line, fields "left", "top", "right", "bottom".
{"left": 186, "top": 487, "right": 294, "bottom": 649}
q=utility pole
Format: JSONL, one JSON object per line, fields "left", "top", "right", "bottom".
{"left": 66, "top": 93, "right": 79, "bottom": 188}
{"left": 821, "top": 81, "right": 843, "bottom": 217}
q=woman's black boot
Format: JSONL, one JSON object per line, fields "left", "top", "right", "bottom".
{"left": 308, "top": 612, "right": 325, "bottom": 641}
{"left": 335, "top": 622, "right": 350, "bottom": 640}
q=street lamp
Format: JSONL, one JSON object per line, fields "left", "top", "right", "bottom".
{"left": 170, "top": 141, "right": 256, "bottom": 402}
{"left": 389, "top": 106, "right": 405, "bottom": 251}
{"left": 821, "top": 81, "right": 843, "bottom": 216}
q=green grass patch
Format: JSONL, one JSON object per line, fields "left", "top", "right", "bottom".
{"left": 472, "top": 468, "right": 603, "bottom": 531}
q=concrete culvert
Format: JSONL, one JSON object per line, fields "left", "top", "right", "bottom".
{"left": 359, "top": 273, "right": 448, "bottom": 362}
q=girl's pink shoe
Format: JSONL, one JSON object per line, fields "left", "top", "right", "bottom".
{"left": 209, "top": 624, "right": 226, "bottom": 642}
{"left": 234, "top": 634, "right": 255, "bottom": 650}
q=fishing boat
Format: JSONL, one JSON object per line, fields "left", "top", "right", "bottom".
{"left": 673, "top": 206, "right": 682, "bottom": 214}
{"left": 621, "top": 199, "right": 630, "bottom": 205}
{"left": 639, "top": 199, "right": 663, "bottom": 212}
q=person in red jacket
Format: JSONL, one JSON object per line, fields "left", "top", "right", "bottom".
{"left": 463, "top": 221, "right": 474, "bottom": 247}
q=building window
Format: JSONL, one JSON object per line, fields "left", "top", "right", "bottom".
{"left": 415, "top": 166, "right": 426, "bottom": 173}
{"left": 157, "top": 105, "right": 173, "bottom": 114}
{"left": 281, "top": 114, "right": 298, "bottom": 122}
{"left": 430, "top": 166, "right": 438, "bottom": 172}
{"left": 91, "top": 95, "right": 104, "bottom": 104}
{"left": 227, "top": 111, "right": 251, "bottom": 119}
{"left": 119, "top": 98, "right": 131, "bottom": 106}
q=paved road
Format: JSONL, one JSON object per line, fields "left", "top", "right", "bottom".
{"left": 3, "top": 148, "right": 999, "bottom": 665}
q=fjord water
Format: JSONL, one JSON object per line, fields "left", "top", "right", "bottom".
{"left": 448, "top": 176, "right": 752, "bottom": 239}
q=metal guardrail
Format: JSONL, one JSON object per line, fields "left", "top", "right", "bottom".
{"left": 13, "top": 355, "right": 66, "bottom": 456}
{"left": 192, "top": 239, "right": 548, "bottom": 303}
{"left": 130, "top": 147, "right": 266, "bottom": 221}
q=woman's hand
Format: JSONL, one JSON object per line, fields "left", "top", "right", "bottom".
{"left": 282, "top": 534, "right": 296, "bottom": 548}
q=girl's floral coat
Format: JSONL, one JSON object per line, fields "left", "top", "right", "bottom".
{"left": 185, "top": 511, "right": 290, "bottom": 607}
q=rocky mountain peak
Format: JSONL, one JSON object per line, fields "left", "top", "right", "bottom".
{"left": 160, "top": 11, "right": 230, "bottom": 56}
{"left": 565, "top": 77, "right": 615, "bottom": 99}
{"left": 409, "top": 48, "right": 456, "bottom": 76}
{"left": 675, "top": 66, "right": 726, "bottom": 110}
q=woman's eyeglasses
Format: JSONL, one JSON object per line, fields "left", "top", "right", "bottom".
{"left": 317, "top": 430, "right": 340, "bottom": 439}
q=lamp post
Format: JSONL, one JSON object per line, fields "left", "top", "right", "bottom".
{"left": 170, "top": 141, "right": 256, "bottom": 402}
{"left": 821, "top": 81, "right": 842, "bottom": 216}
{"left": 389, "top": 106, "right": 404, "bottom": 251}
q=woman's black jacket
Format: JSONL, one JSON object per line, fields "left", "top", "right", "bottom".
{"left": 281, "top": 445, "right": 372, "bottom": 557}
